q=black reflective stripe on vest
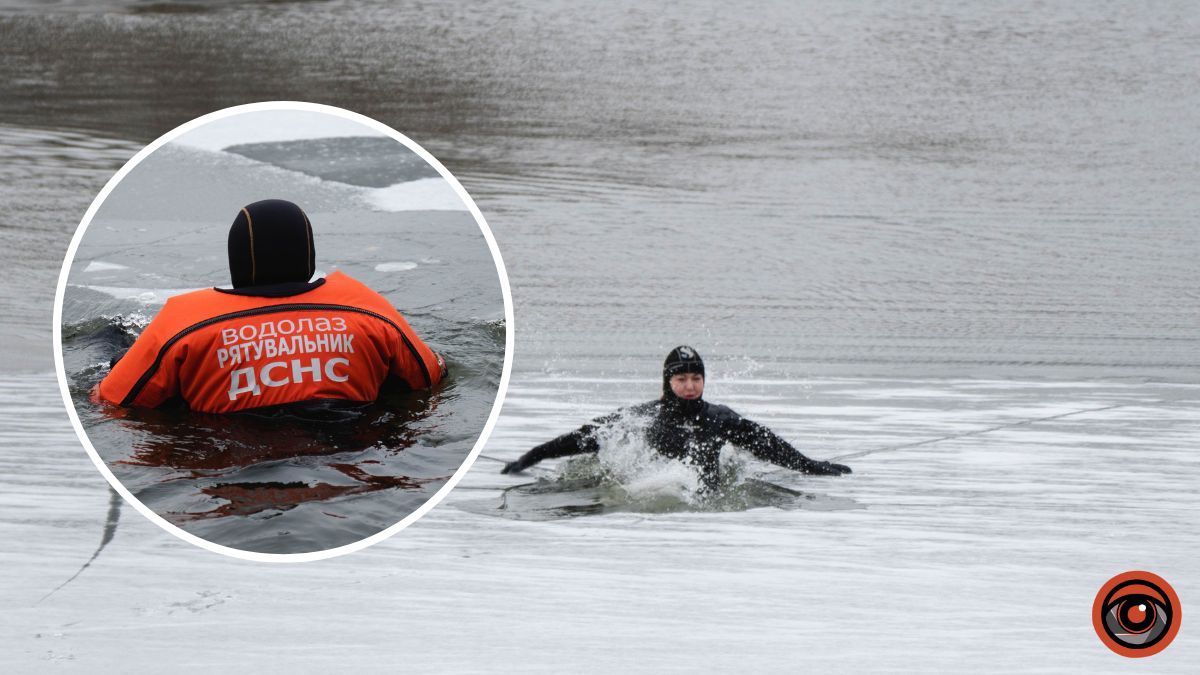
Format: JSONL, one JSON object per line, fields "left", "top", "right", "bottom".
{"left": 120, "top": 303, "right": 433, "bottom": 406}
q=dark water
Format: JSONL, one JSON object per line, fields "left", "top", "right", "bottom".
{"left": 2, "top": 0, "right": 1197, "bottom": 380}
{"left": 61, "top": 307, "right": 499, "bottom": 553}
{"left": 463, "top": 474, "right": 862, "bottom": 521}
{"left": 57, "top": 132, "right": 505, "bottom": 553}
{"left": 0, "top": 125, "right": 141, "bottom": 367}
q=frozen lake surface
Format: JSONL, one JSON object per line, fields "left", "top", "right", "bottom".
{"left": 3, "top": 372, "right": 1197, "bottom": 671}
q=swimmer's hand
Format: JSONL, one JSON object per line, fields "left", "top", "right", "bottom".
{"left": 501, "top": 458, "right": 530, "bottom": 474}
{"left": 806, "top": 460, "right": 851, "bottom": 476}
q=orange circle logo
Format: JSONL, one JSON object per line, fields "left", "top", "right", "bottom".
{"left": 1093, "top": 571, "right": 1181, "bottom": 657}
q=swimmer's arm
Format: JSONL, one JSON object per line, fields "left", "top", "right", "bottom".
{"left": 500, "top": 428, "right": 597, "bottom": 474}
{"left": 500, "top": 411, "right": 621, "bottom": 474}
{"left": 724, "top": 415, "right": 851, "bottom": 476}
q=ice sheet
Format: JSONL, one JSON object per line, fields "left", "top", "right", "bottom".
{"left": 5, "top": 373, "right": 1196, "bottom": 672}
{"left": 172, "top": 110, "right": 384, "bottom": 152}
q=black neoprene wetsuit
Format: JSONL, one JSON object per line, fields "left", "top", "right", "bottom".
{"left": 505, "top": 398, "right": 846, "bottom": 488}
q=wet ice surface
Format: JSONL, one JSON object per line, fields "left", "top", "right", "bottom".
{"left": 4, "top": 372, "right": 1197, "bottom": 671}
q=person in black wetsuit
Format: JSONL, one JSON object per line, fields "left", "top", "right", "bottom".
{"left": 501, "top": 346, "right": 851, "bottom": 487}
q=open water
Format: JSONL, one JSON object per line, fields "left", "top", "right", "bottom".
{"left": 1, "top": 0, "right": 1198, "bottom": 671}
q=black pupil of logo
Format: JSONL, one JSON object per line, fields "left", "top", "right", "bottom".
{"left": 1102, "top": 582, "right": 1172, "bottom": 649}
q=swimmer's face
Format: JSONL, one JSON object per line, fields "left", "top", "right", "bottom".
{"left": 669, "top": 372, "right": 704, "bottom": 400}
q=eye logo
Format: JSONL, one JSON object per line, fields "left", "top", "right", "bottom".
{"left": 1093, "top": 571, "right": 1181, "bottom": 657}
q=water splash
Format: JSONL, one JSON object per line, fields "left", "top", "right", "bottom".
{"left": 475, "top": 409, "right": 860, "bottom": 520}
{"left": 571, "top": 411, "right": 709, "bottom": 508}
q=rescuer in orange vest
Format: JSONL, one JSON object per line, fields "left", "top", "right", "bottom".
{"left": 96, "top": 199, "right": 446, "bottom": 414}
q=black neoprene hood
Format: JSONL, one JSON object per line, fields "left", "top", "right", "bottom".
{"left": 662, "top": 345, "right": 705, "bottom": 400}
{"left": 228, "top": 199, "right": 316, "bottom": 288}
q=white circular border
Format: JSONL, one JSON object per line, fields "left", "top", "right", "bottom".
{"left": 52, "top": 101, "right": 515, "bottom": 563}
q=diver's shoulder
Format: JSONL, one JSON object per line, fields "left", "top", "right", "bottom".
{"left": 166, "top": 286, "right": 220, "bottom": 303}
{"left": 156, "top": 287, "right": 224, "bottom": 316}
{"left": 624, "top": 400, "right": 662, "bottom": 415}
{"left": 702, "top": 402, "right": 741, "bottom": 420}
{"left": 326, "top": 270, "right": 391, "bottom": 294}
{"left": 133, "top": 287, "right": 230, "bottom": 338}
{"left": 322, "top": 269, "right": 365, "bottom": 289}
{"left": 319, "top": 271, "right": 397, "bottom": 312}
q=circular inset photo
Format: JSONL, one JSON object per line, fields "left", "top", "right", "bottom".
{"left": 54, "top": 102, "right": 512, "bottom": 560}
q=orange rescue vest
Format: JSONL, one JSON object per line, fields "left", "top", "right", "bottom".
{"left": 97, "top": 271, "right": 445, "bottom": 413}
